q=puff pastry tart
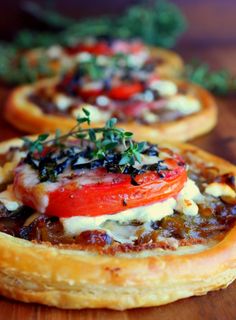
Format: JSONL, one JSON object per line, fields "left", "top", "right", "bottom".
{"left": 23, "top": 38, "right": 183, "bottom": 79}
{"left": 5, "top": 51, "right": 216, "bottom": 141}
{"left": 0, "top": 116, "right": 235, "bottom": 310}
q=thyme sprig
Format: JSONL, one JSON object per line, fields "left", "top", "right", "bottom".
{"left": 22, "top": 108, "right": 147, "bottom": 168}
{"left": 185, "top": 60, "right": 236, "bottom": 95}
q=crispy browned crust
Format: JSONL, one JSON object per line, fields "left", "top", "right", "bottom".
{"left": 0, "top": 138, "right": 236, "bottom": 309}
{"left": 5, "top": 78, "right": 217, "bottom": 142}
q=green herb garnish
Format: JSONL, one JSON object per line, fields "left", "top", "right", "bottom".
{"left": 22, "top": 108, "right": 147, "bottom": 169}
{"left": 185, "top": 60, "right": 236, "bottom": 95}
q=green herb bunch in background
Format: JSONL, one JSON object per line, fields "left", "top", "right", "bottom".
{"left": 0, "top": 0, "right": 235, "bottom": 95}
{"left": 15, "top": 0, "right": 187, "bottom": 49}
{"left": 0, "top": 0, "right": 186, "bottom": 85}
{"left": 185, "top": 60, "right": 236, "bottom": 96}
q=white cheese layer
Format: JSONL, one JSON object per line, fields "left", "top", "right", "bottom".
{"left": 205, "top": 182, "right": 236, "bottom": 198}
{"left": 0, "top": 185, "right": 22, "bottom": 211}
{"left": 61, "top": 178, "right": 203, "bottom": 242}
{"left": 166, "top": 94, "right": 201, "bottom": 115}
{"left": 0, "top": 151, "right": 26, "bottom": 184}
{"left": 149, "top": 80, "right": 178, "bottom": 97}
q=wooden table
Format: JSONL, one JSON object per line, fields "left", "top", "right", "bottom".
{"left": 0, "top": 47, "right": 235, "bottom": 320}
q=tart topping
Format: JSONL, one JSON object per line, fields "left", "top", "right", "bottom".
{"left": 205, "top": 182, "right": 236, "bottom": 198}
{"left": 13, "top": 111, "right": 187, "bottom": 217}
{"left": 28, "top": 48, "right": 200, "bottom": 124}
{"left": 0, "top": 110, "right": 235, "bottom": 251}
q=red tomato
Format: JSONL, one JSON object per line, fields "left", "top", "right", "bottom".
{"left": 65, "top": 42, "right": 112, "bottom": 56}
{"left": 121, "top": 100, "right": 167, "bottom": 117}
{"left": 108, "top": 82, "right": 143, "bottom": 100}
{"left": 112, "top": 40, "right": 145, "bottom": 55}
{"left": 78, "top": 87, "right": 103, "bottom": 99}
{"left": 14, "top": 158, "right": 187, "bottom": 218}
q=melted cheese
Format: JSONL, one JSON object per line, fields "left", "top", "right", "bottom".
{"left": 126, "top": 51, "right": 149, "bottom": 68}
{"left": 166, "top": 94, "right": 201, "bottom": 115}
{"left": 75, "top": 52, "right": 92, "bottom": 63}
{"left": 54, "top": 94, "right": 73, "bottom": 111}
{"left": 0, "top": 151, "right": 26, "bottom": 184}
{"left": 0, "top": 185, "right": 22, "bottom": 211}
{"left": 61, "top": 178, "right": 203, "bottom": 242}
{"left": 46, "top": 45, "right": 63, "bottom": 59}
{"left": 142, "top": 110, "right": 159, "bottom": 123}
{"left": 149, "top": 80, "right": 178, "bottom": 97}
{"left": 14, "top": 164, "right": 58, "bottom": 213}
{"left": 205, "top": 182, "right": 236, "bottom": 198}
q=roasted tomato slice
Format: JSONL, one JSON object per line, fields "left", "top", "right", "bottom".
{"left": 65, "top": 42, "right": 112, "bottom": 56}
{"left": 108, "top": 82, "right": 143, "bottom": 100}
{"left": 111, "top": 40, "right": 145, "bottom": 55}
{"left": 121, "top": 100, "right": 167, "bottom": 118}
{"left": 78, "top": 87, "right": 103, "bottom": 100}
{"left": 14, "top": 157, "right": 186, "bottom": 218}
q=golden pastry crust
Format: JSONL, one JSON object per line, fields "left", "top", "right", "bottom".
{"left": 149, "top": 46, "right": 183, "bottom": 77}
{"left": 0, "top": 138, "right": 236, "bottom": 309}
{"left": 5, "top": 78, "right": 217, "bottom": 142}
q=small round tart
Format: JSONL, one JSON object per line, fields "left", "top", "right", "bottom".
{"left": 5, "top": 67, "right": 217, "bottom": 142}
{"left": 0, "top": 123, "right": 235, "bottom": 310}
{"left": 23, "top": 38, "right": 183, "bottom": 80}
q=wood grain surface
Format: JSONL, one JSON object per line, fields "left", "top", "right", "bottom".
{"left": 0, "top": 47, "right": 235, "bottom": 320}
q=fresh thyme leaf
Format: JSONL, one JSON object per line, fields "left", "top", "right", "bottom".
{"left": 23, "top": 107, "right": 166, "bottom": 183}
{"left": 105, "top": 118, "right": 117, "bottom": 128}
{"left": 77, "top": 117, "right": 90, "bottom": 124}
{"left": 82, "top": 108, "right": 90, "bottom": 117}
{"left": 76, "top": 133, "right": 87, "bottom": 139}
{"left": 137, "top": 141, "right": 147, "bottom": 152}
{"left": 119, "top": 154, "right": 132, "bottom": 166}
{"left": 38, "top": 133, "right": 50, "bottom": 142}
{"left": 21, "top": 137, "right": 33, "bottom": 148}
{"left": 88, "top": 129, "right": 96, "bottom": 142}
{"left": 124, "top": 132, "right": 133, "bottom": 138}
{"left": 76, "top": 108, "right": 91, "bottom": 126}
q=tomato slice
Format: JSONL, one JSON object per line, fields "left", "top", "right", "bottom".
{"left": 121, "top": 100, "right": 167, "bottom": 118}
{"left": 108, "top": 82, "right": 143, "bottom": 100}
{"left": 65, "top": 42, "right": 112, "bottom": 56}
{"left": 79, "top": 81, "right": 143, "bottom": 100}
{"left": 111, "top": 40, "right": 145, "bottom": 55}
{"left": 14, "top": 158, "right": 187, "bottom": 218}
{"left": 78, "top": 87, "right": 103, "bottom": 99}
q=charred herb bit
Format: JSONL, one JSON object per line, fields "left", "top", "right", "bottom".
{"left": 22, "top": 108, "right": 171, "bottom": 182}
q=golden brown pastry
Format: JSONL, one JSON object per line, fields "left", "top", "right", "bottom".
{"left": 0, "top": 122, "right": 235, "bottom": 310}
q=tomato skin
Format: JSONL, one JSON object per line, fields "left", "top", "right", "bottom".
{"left": 14, "top": 160, "right": 186, "bottom": 218}
{"left": 78, "top": 87, "right": 103, "bottom": 99}
{"left": 65, "top": 42, "right": 112, "bottom": 56}
{"left": 46, "top": 167, "right": 186, "bottom": 217}
{"left": 79, "top": 82, "right": 143, "bottom": 101}
{"left": 108, "top": 82, "right": 143, "bottom": 100}
{"left": 111, "top": 40, "right": 145, "bottom": 55}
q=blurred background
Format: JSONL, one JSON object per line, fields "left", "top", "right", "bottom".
{"left": 0, "top": 0, "right": 236, "bottom": 43}
{"left": 1, "top": 0, "right": 236, "bottom": 73}
{"left": 0, "top": 0, "right": 235, "bottom": 158}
